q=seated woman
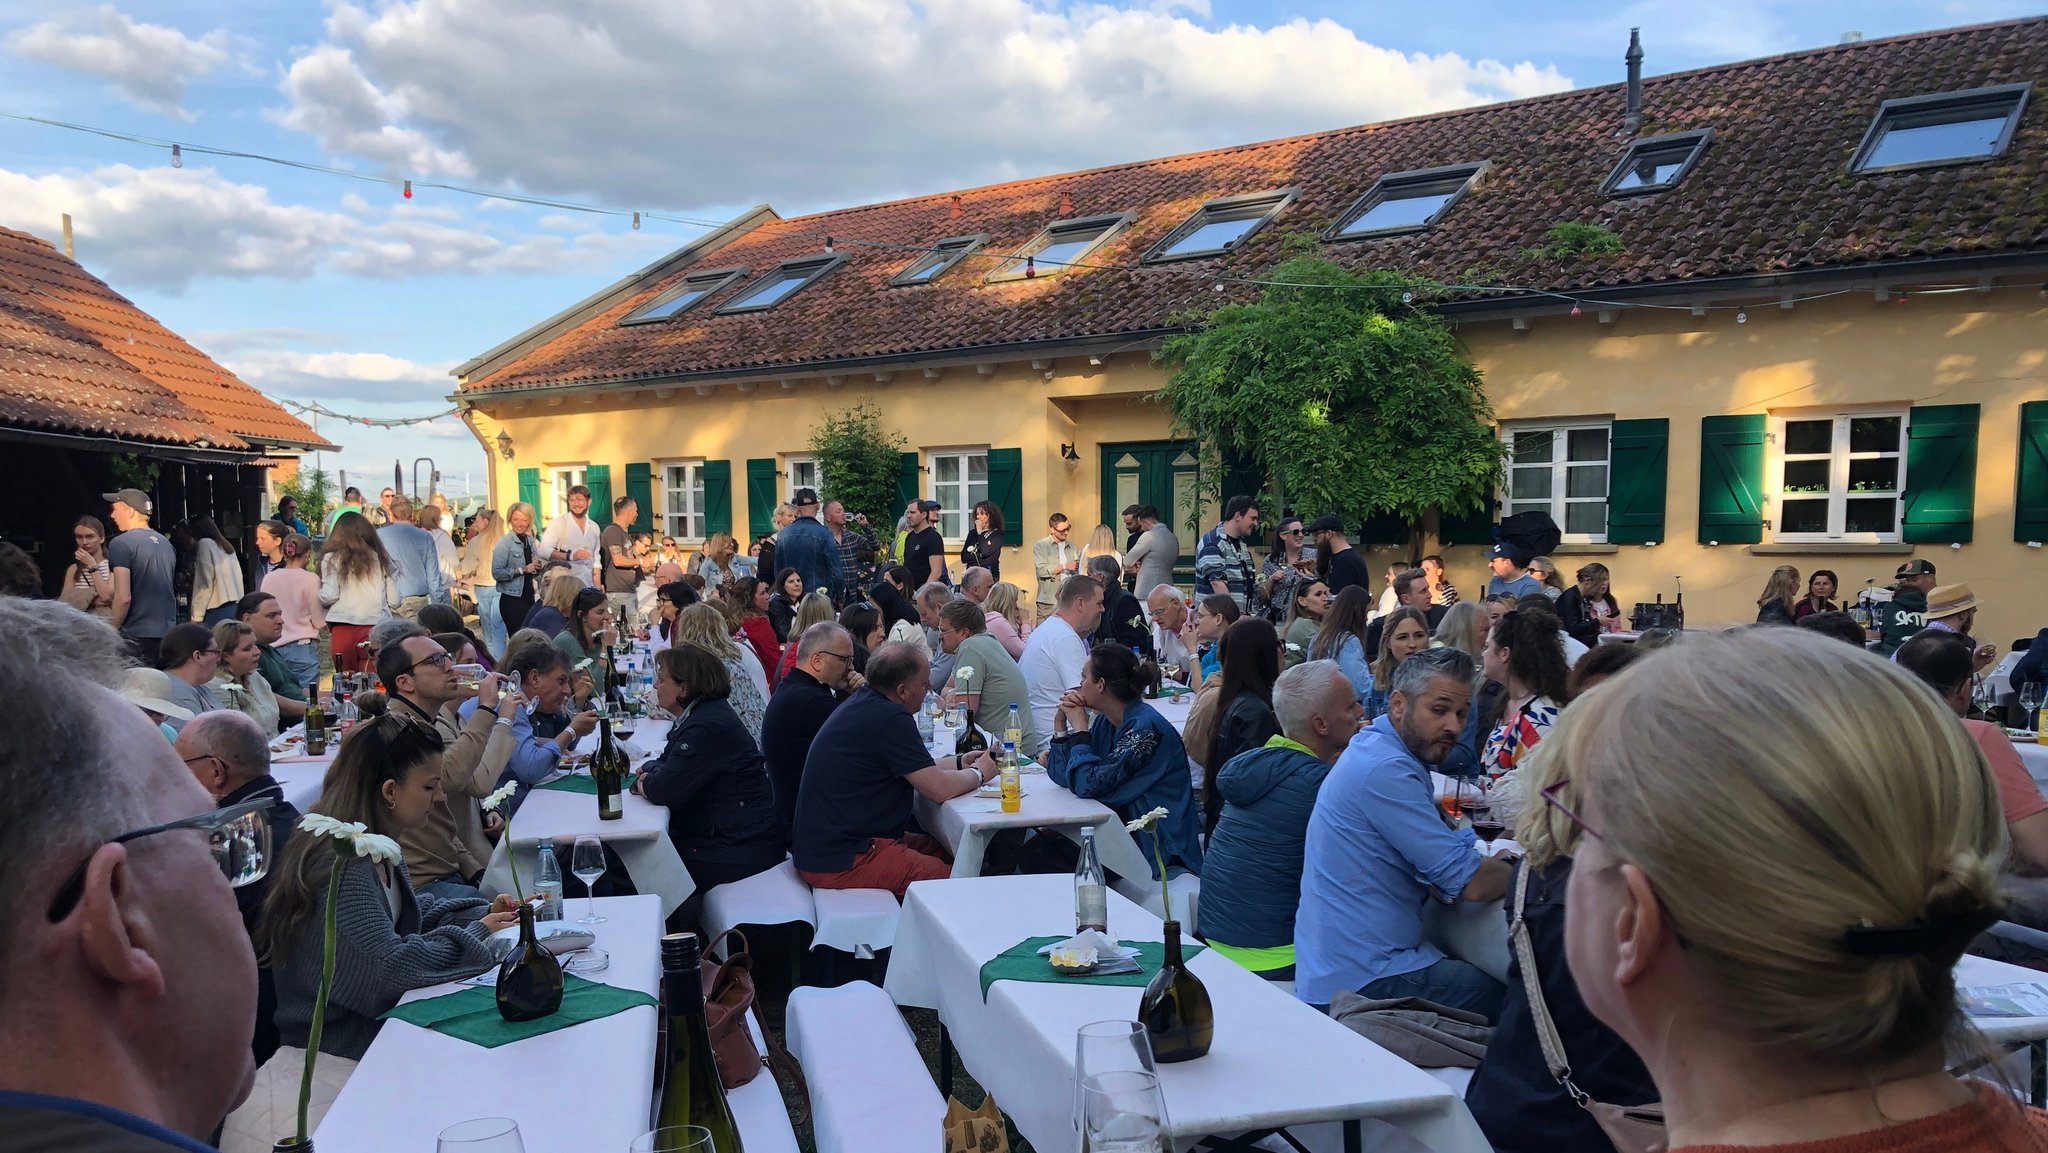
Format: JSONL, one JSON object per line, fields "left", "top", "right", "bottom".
{"left": 766, "top": 567, "right": 804, "bottom": 644}
{"left": 669, "top": 602, "right": 769, "bottom": 744}
{"left": 158, "top": 622, "right": 223, "bottom": 731}
{"left": 1205, "top": 618, "right": 1281, "bottom": 836}
{"left": 839, "top": 601, "right": 885, "bottom": 674}
{"left": 552, "top": 587, "right": 615, "bottom": 666}
{"left": 1281, "top": 579, "right": 1329, "bottom": 667}
{"left": 210, "top": 619, "right": 281, "bottom": 733}
{"left": 1362, "top": 606, "right": 1433, "bottom": 718}
{"left": 418, "top": 602, "right": 495, "bottom": 673}
{"left": 228, "top": 716, "right": 520, "bottom": 1148}
{"left": 1047, "top": 644, "right": 1203, "bottom": 878}
{"left": 776, "top": 590, "right": 838, "bottom": 682}
{"left": 981, "top": 581, "right": 1031, "bottom": 658}
{"left": 1498, "top": 628, "right": 2042, "bottom": 1150}
{"left": 521, "top": 570, "right": 583, "bottom": 640}
{"left": 1479, "top": 608, "right": 1570, "bottom": 829}
{"left": 1192, "top": 593, "right": 1239, "bottom": 682}
{"left": 726, "top": 576, "right": 784, "bottom": 688}
{"left": 635, "top": 645, "right": 788, "bottom": 924}
{"left": 1308, "top": 586, "right": 1374, "bottom": 708}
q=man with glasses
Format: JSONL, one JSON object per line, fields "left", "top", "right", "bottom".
{"left": 380, "top": 635, "right": 520, "bottom": 896}
{"left": 0, "top": 599, "right": 268, "bottom": 1149}
{"left": 936, "top": 598, "right": 1035, "bottom": 752}
{"left": 174, "top": 710, "right": 299, "bottom": 1064}
{"left": 1294, "top": 647, "right": 1514, "bottom": 1017}
{"left": 762, "top": 622, "right": 863, "bottom": 830}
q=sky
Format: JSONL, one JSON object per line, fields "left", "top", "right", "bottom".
{"left": 0, "top": 0, "right": 2036, "bottom": 498}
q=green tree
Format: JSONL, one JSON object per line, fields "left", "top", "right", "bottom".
{"left": 275, "top": 465, "right": 335, "bottom": 531}
{"left": 807, "top": 400, "right": 908, "bottom": 526}
{"left": 1157, "top": 256, "right": 1503, "bottom": 551}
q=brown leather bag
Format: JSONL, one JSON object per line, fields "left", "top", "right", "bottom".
{"left": 698, "top": 930, "right": 810, "bottom": 1121}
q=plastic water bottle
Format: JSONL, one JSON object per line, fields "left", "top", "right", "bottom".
{"left": 999, "top": 740, "right": 1021, "bottom": 813}
{"left": 917, "top": 692, "right": 937, "bottom": 745}
{"left": 1004, "top": 703, "right": 1023, "bottom": 755}
{"left": 1075, "top": 827, "right": 1108, "bottom": 933}
{"left": 534, "top": 843, "right": 564, "bottom": 922}
{"left": 334, "top": 692, "right": 358, "bottom": 734}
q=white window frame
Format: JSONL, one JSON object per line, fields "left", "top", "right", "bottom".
{"left": 785, "top": 456, "right": 823, "bottom": 503}
{"left": 1502, "top": 421, "right": 1613, "bottom": 544}
{"left": 926, "top": 448, "right": 989, "bottom": 541}
{"left": 546, "top": 464, "right": 587, "bottom": 529}
{"left": 1766, "top": 407, "right": 1907, "bottom": 544}
{"left": 657, "top": 459, "right": 708, "bottom": 545}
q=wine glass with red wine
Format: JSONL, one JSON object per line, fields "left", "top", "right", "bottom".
{"left": 1467, "top": 799, "right": 1506, "bottom": 845}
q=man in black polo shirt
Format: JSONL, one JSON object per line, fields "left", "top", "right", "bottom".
{"left": 761, "top": 621, "right": 861, "bottom": 830}
{"left": 791, "top": 641, "right": 995, "bottom": 898}
{"left": 1309, "top": 513, "right": 1370, "bottom": 598}
{"left": 900, "top": 500, "right": 950, "bottom": 588}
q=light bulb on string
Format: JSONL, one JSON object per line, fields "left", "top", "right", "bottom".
{"left": 401, "top": 179, "right": 412, "bottom": 199}
{"left": 1025, "top": 256, "right": 1036, "bottom": 279}
{"left": 1736, "top": 309, "right": 1748, "bottom": 324}
{"left": 170, "top": 144, "right": 182, "bottom": 168}
{"left": 824, "top": 237, "right": 834, "bottom": 254}
{"left": 1569, "top": 303, "right": 1582, "bottom": 318}
{"left": 632, "top": 212, "right": 641, "bottom": 230}
{"left": 1400, "top": 291, "right": 1414, "bottom": 304}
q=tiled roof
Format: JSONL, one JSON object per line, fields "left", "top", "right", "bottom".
{"left": 0, "top": 226, "right": 332, "bottom": 450}
{"left": 467, "top": 17, "right": 2048, "bottom": 395}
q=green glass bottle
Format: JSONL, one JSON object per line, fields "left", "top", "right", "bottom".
{"left": 1140, "top": 918, "right": 1213, "bottom": 1062}
{"left": 655, "top": 932, "right": 743, "bottom": 1151}
{"left": 495, "top": 901, "right": 564, "bottom": 1021}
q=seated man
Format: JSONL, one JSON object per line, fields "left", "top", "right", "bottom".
{"left": 1895, "top": 630, "right": 2048, "bottom": 876}
{"left": 1200, "top": 661, "right": 1361, "bottom": 980}
{"left": 234, "top": 592, "right": 308, "bottom": 722}
{"left": 791, "top": 642, "right": 997, "bottom": 897}
{"left": 937, "top": 598, "right": 1036, "bottom": 751}
{"left": 1295, "top": 646, "right": 1514, "bottom": 1018}
{"left": 0, "top": 600, "right": 264, "bottom": 1148}
{"left": 761, "top": 621, "right": 859, "bottom": 831}
{"left": 381, "top": 635, "right": 518, "bottom": 897}
{"left": 1019, "top": 574, "right": 1103, "bottom": 756}
{"left": 1147, "top": 585, "right": 1195, "bottom": 681}
{"left": 458, "top": 641, "right": 595, "bottom": 815}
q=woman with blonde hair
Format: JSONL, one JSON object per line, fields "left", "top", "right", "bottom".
{"left": 1525, "top": 555, "right": 1565, "bottom": 601}
{"left": 1526, "top": 629, "right": 2038, "bottom": 1148}
{"left": 490, "top": 502, "right": 543, "bottom": 637}
{"left": 698, "top": 531, "right": 740, "bottom": 592}
{"left": 776, "top": 590, "right": 838, "bottom": 681}
{"left": 459, "top": 506, "right": 507, "bottom": 657}
{"left": 982, "top": 580, "right": 1030, "bottom": 656}
{"left": 210, "top": 618, "right": 281, "bottom": 733}
{"left": 318, "top": 511, "right": 399, "bottom": 675}
{"left": 522, "top": 569, "right": 584, "bottom": 640}
{"left": 1756, "top": 563, "right": 1800, "bottom": 626}
{"left": 1432, "top": 600, "right": 1486, "bottom": 664}
{"left": 1082, "top": 522, "right": 1122, "bottom": 571}
{"left": 669, "top": 602, "right": 767, "bottom": 744}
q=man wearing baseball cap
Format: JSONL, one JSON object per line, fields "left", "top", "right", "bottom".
{"left": 1484, "top": 542, "right": 1542, "bottom": 601}
{"left": 1308, "top": 514, "right": 1370, "bottom": 598}
{"left": 773, "top": 486, "right": 845, "bottom": 606}
{"left": 1877, "top": 558, "right": 1937, "bottom": 656}
{"left": 102, "top": 488, "right": 178, "bottom": 666}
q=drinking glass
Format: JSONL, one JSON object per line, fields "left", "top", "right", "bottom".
{"left": 2023, "top": 683, "right": 2044, "bottom": 731}
{"left": 1078, "top": 1070, "right": 1172, "bottom": 1153}
{"left": 1074, "top": 1021, "right": 1157, "bottom": 1139}
{"left": 629, "top": 1126, "right": 714, "bottom": 1153}
{"left": 450, "top": 662, "right": 486, "bottom": 691}
{"left": 571, "top": 834, "right": 607, "bottom": 925}
{"left": 436, "top": 1117, "right": 525, "bottom": 1153}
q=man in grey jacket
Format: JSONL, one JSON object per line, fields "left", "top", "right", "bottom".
{"left": 1122, "top": 504, "right": 1179, "bottom": 598}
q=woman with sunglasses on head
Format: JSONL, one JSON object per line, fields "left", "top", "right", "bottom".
{"left": 229, "top": 716, "right": 520, "bottom": 1147}
{"left": 1522, "top": 628, "right": 2044, "bottom": 1150}
{"left": 1478, "top": 609, "right": 1570, "bottom": 829}
{"left": 1257, "top": 517, "right": 1315, "bottom": 624}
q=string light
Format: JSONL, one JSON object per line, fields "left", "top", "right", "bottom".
{"left": 277, "top": 398, "right": 458, "bottom": 427}
{"left": 1569, "top": 303, "right": 1582, "bottom": 317}
{"left": 1025, "top": 255, "right": 1036, "bottom": 279}
{"left": 632, "top": 211, "right": 641, "bottom": 230}
{"left": 1736, "top": 309, "right": 1748, "bottom": 324}
{"left": 824, "top": 237, "right": 835, "bottom": 254}
{"left": 169, "top": 143, "right": 181, "bottom": 168}
{"left": 402, "top": 179, "right": 412, "bottom": 199}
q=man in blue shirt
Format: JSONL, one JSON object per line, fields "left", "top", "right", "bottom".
{"left": 774, "top": 488, "right": 846, "bottom": 605}
{"left": 376, "top": 494, "right": 448, "bottom": 614}
{"left": 1484, "top": 543, "right": 1542, "bottom": 601}
{"left": 1295, "top": 646, "right": 1514, "bottom": 1017}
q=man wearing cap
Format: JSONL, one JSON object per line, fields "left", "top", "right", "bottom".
{"left": 1484, "top": 544, "right": 1542, "bottom": 601}
{"left": 1923, "top": 583, "right": 1999, "bottom": 673}
{"left": 104, "top": 488, "right": 178, "bottom": 666}
{"left": 1310, "top": 514, "right": 1370, "bottom": 598}
{"left": 1878, "top": 559, "right": 1937, "bottom": 656}
{"left": 775, "top": 487, "right": 846, "bottom": 606}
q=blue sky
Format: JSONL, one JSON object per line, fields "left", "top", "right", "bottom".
{"left": 0, "top": 0, "right": 2035, "bottom": 495}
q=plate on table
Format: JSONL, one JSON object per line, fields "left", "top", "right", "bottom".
{"left": 490, "top": 920, "right": 597, "bottom": 957}
{"left": 2007, "top": 728, "right": 2040, "bottom": 743}
{"left": 268, "top": 729, "right": 306, "bottom": 755}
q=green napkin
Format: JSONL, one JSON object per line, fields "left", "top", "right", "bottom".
{"left": 979, "top": 935, "right": 1205, "bottom": 999}
{"left": 536, "top": 772, "right": 637, "bottom": 795}
{"left": 381, "top": 973, "right": 655, "bottom": 1047}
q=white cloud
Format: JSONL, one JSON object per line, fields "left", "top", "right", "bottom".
{"left": 222, "top": 348, "right": 456, "bottom": 404}
{"left": 6, "top": 6, "right": 236, "bottom": 121}
{"left": 274, "top": 0, "right": 1575, "bottom": 209}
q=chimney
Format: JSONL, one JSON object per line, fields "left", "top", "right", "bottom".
{"left": 1623, "top": 27, "right": 1644, "bottom": 136}
{"left": 61, "top": 213, "right": 73, "bottom": 259}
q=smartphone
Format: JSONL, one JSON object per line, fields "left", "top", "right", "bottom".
{"left": 1299, "top": 547, "right": 1318, "bottom": 564}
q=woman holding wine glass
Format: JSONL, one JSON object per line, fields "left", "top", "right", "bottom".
{"left": 550, "top": 587, "right": 616, "bottom": 666}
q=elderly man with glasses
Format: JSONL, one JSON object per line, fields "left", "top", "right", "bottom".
{"left": 761, "top": 621, "right": 863, "bottom": 831}
{"left": 0, "top": 600, "right": 273, "bottom": 1149}
{"left": 377, "top": 634, "right": 521, "bottom": 898}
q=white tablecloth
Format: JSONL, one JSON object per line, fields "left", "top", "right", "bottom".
{"left": 922, "top": 725, "right": 1157, "bottom": 884}
{"left": 884, "top": 874, "right": 1490, "bottom": 1153}
{"left": 1151, "top": 692, "right": 1194, "bottom": 734}
{"left": 2018, "top": 739, "right": 2048, "bottom": 792}
{"left": 270, "top": 759, "right": 330, "bottom": 814}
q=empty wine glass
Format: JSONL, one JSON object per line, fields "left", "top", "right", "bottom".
{"left": 2023, "top": 683, "right": 2044, "bottom": 731}
{"left": 436, "top": 1117, "right": 525, "bottom": 1153}
{"left": 1074, "top": 1021, "right": 1157, "bottom": 1139}
{"left": 629, "top": 1125, "right": 714, "bottom": 1153}
{"left": 1078, "top": 1070, "right": 1172, "bottom": 1153}
{"left": 571, "top": 834, "right": 607, "bottom": 925}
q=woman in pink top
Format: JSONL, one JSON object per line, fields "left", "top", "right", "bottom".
{"left": 262, "top": 531, "right": 325, "bottom": 690}
{"left": 982, "top": 581, "right": 1030, "bottom": 659}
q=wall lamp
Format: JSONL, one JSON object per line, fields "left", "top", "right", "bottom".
{"left": 1060, "top": 443, "right": 1080, "bottom": 462}
{"left": 495, "top": 430, "right": 515, "bottom": 460}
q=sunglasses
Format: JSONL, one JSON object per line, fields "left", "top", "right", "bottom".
{"left": 47, "top": 797, "right": 275, "bottom": 922}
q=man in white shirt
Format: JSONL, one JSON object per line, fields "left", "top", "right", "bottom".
{"left": 1147, "top": 585, "right": 1195, "bottom": 681}
{"left": 538, "top": 485, "right": 602, "bottom": 587}
{"left": 1017, "top": 574, "right": 1103, "bottom": 757}
{"left": 1032, "top": 513, "right": 1080, "bottom": 625}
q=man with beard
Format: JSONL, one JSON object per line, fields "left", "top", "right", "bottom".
{"left": 1293, "top": 646, "right": 1513, "bottom": 1017}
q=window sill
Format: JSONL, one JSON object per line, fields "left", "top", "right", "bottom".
{"left": 1548, "top": 543, "right": 1619, "bottom": 555}
{"left": 1746, "top": 543, "right": 1915, "bottom": 556}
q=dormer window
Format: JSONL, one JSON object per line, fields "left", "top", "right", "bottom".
{"left": 889, "top": 235, "right": 987, "bottom": 286}
{"left": 1850, "top": 83, "right": 2030, "bottom": 174}
{"left": 715, "top": 254, "right": 846, "bottom": 314}
{"left": 1142, "top": 190, "right": 1296, "bottom": 263}
{"left": 1602, "top": 130, "right": 1713, "bottom": 196}
{"left": 1328, "top": 164, "right": 1486, "bottom": 239}
{"left": 985, "top": 213, "right": 1133, "bottom": 282}
{"left": 618, "top": 267, "right": 747, "bottom": 325}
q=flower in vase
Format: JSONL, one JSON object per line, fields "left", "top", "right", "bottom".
{"left": 954, "top": 666, "right": 976, "bottom": 682}
{"left": 1124, "top": 806, "right": 1169, "bottom": 833}
{"left": 297, "top": 813, "right": 403, "bottom": 865}
{"left": 1123, "top": 807, "right": 1177, "bottom": 921}
{"left": 479, "top": 781, "right": 519, "bottom": 813}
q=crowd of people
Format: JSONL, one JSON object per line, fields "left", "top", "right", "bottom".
{"left": 7, "top": 482, "right": 2048, "bottom": 1153}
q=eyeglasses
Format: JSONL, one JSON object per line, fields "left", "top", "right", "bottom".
{"left": 817, "top": 650, "right": 856, "bottom": 663}
{"left": 409, "top": 650, "right": 455, "bottom": 673}
{"left": 1538, "top": 778, "right": 1603, "bottom": 844}
{"left": 46, "top": 796, "right": 275, "bottom": 922}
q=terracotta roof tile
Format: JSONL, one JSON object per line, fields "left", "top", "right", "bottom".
{"left": 0, "top": 226, "right": 332, "bottom": 450}
{"left": 469, "top": 17, "right": 2048, "bottom": 394}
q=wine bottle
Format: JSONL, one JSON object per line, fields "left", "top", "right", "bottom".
{"left": 495, "top": 901, "right": 565, "bottom": 1022}
{"left": 1140, "top": 918, "right": 1213, "bottom": 1062}
{"left": 957, "top": 708, "right": 988, "bottom": 756}
{"left": 655, "top": 932, "right": 743, "bottom": 1151}
{"left": 1074, "top": 827, "right": 1108, "bottom": 933}
{"left": 596, "top": 717, "right": 624, "bottom": 821}
{"left": 303, "top": 681, "right": 327, "bottom": 756}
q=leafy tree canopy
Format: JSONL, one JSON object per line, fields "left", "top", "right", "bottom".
{"left": 807, "top": 399, "right": 907, "bottom": 525}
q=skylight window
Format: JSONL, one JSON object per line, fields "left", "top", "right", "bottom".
{"left": 889, "top": 234, "right": 987, "bottom": 286}
{"left": 986, "top": 213, "right": 1133, "bottom": 282}
{"left": 1143, "top": 190, "right": 1297, "bottom": 263}
{"left": 1850, "top": 83, "right": 2030, "bottom": 174}
{"left": 1602, "top": 130, "right": 1713, "bottom": 196}
{"left": 618, "top": 267, "right": 747, "bottom": 325}
{"left": 1328, "top": 164, "right": 1486, "bottom": 239}
{"left": 714, "top": 254, "right": 846, "bottom": 314}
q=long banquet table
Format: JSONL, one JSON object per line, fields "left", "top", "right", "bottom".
{"left": 919, "top": 721, "right": 1155, "bottom": 883}
{"left": 884, "top": 874, "right": 1491, "bottom": 1153}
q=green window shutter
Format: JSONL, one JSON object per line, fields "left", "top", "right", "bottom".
{"left": 1606, "top": 418, "right": 1669, "bottom": 545}
{"left": 1698, "top": 415, "right": 1765, "bottom": 545}
{"left": 2017, "top": 402, "right": 2048, "bottom": 543}
{"left": 894, "top": 452, "right": 922, "bottom": 512}
{"left": 746, "top": 458, "right": 779, "bottom": 540}
{"left": 583, "top": 464, "right": 612, "bottom": 521}
{"left": 1436, "top": 501, "right": 1495, "bottom": 548}
{"left": 516, "top": 468, "right": 540, "bottom": 510}
{"left": 624, "top": 463, "right": 653, "bottom": 534}
{"left": 702, "top": 460, "right": 733, "bottom": 538}
{"left": 987, "top": 447, "right": 1023, "bottom": 543}
{"left": 1902, "top": 404, "right": 1979, "bottom": 544}
{"left": 1358, "top": 511, "right": 1410, "bottom": 546}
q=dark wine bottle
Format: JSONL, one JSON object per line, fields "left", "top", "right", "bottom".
{"left": 303, "top": 681, "right": 327, "bottom": 757}
{"left": 956, "top": 707, "right": 988, "bottom": 756}
{"left": 595, "top": 717, "right": 624, "bottom": 821}
{"left": 1140, "top": 918, "right": 1213, "bottom": 1062}
{"left": 495, "top": 901, "right": 564, "bottom": 1022}
{"left": 656, "top": 932, "right": 743, "bottom": 1150}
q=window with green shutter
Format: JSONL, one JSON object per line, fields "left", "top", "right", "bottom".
{"left": 2017, "top": 402, "right": 2048, "bottom": 543}
{"left": 1902, "top": 404, "right": 1978, "bottom": 544}
{"left": 1607, "top": 418, "right": 1668, "bottom": 545}
{"left": 624, "top": 463, "right": 653, "bottom": 534}
{"left": 894, "top": 452, "right": 921, "bottom": 514}
{"left": 516, "top": 468, "right": 541, "bottom": 511}
{"left": 746, "top": 458, "right": 778, "bottom": 540}
{"left": 1698, "top": 414, "right": 1765, "bottom": 544}
{"left": 583, "top": 465, "right": 612, "bottom": 522}
{"left": 702, "top": 460, "right": 732, "bottom": 538}
{"left": 986, "top": 448, "right": 1023, "bottom": 545}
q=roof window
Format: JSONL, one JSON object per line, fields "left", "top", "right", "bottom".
{"left": 1142, "top": 190, "right": 1296, "bottom": 263}
{"left": 1850, "top": 83, "right": 2030, "bottom": 174}
{"left": 618, "top": 267, "right": 748, "bottom": 325}
{"left": 715, "top": 254, "right": 846, "bottom": 314}
{"left": 889, "top": 234, "right": 988, "bottom": 286}
{"left": 1602, "top": 130, "right": 1713, "bottom": 196}
{"left": 985, "top": 213, "right": 1133, "bottom": 282}
{"left": 1328, "top": 164, "right": 1486, "bottom": 239}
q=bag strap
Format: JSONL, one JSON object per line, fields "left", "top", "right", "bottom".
{"left": 1510, "top": 860, "right": 1592, "bottom": 1106}
{"left": 756, "top": 1002, "right": 812, "bottom": 1128}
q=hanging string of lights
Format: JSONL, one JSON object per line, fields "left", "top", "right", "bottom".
{"left": 277, "top": 398, "right": 459, "bottom": 427}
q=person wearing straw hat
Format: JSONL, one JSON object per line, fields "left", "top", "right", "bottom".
{"left": 119, "top": 666, "right": 194, "bottom": 744}
{"left": 1923, "top": 583, "right": 1998, "bottom": 673}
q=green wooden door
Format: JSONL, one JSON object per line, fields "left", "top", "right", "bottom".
{"left": 1100, "top": 441, "right": 1200, "bottom": 585}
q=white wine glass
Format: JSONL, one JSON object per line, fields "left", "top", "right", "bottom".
{"left": 1074, "top": 1021, "right": 1157, "bottom": 1140}
{"left": 571, "top": 834, "right": 607, "bottom": 925}
{"left": 1078, "top": 1070, "right": 1172, "bottom": 1152}
{"left": 2023, "top": 683, "right": 2044, "bottom": 731}
{"left": 629, "top": 1125, "right": 714, "bottom": 1153}
{"left": 436, "top": 1117, "right": 525, "bottom": 1153}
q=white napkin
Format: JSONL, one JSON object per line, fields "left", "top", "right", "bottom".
{"left": 1036, "top": 929, "right": 1139, "bottom": 960}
